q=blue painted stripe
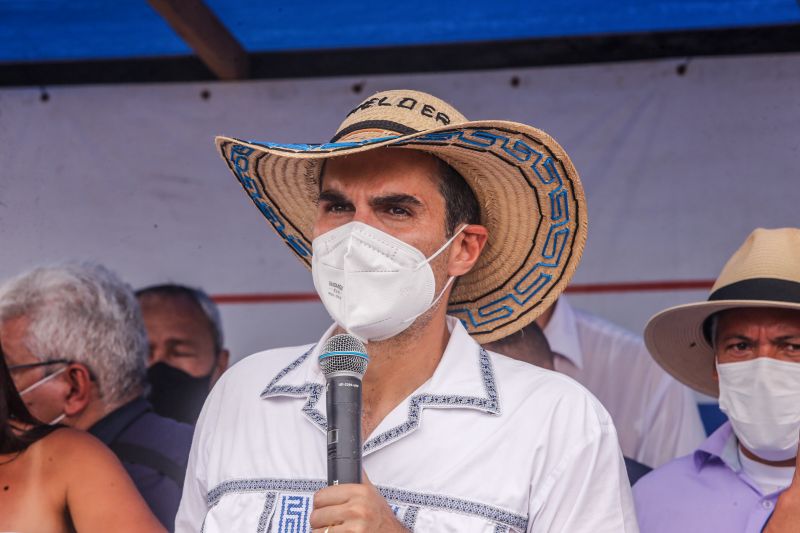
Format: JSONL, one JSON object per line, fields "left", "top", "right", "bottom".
{"left": 318, "top": 351, "right": 368, "bottom": 360}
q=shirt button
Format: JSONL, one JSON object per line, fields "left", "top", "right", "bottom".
{"left": 762, "top": 500, "right": 774, "bottom": 510}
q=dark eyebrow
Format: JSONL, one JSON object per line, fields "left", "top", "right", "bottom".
{"left": 318, "top": 189, "right": 350, "bottom": 204}
{"left": 720, "top": 334, "right": 753, "bottom": 343}
{"left": 369, "top": 194, "right": 424, "bottom": 210}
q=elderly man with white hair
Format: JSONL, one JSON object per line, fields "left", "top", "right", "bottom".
{"left": 0, "top": 262, "right": 193, "bottom": 532}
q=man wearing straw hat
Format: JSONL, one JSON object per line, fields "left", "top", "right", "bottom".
{"left": 634, "top": 228, "right": 800, "bottom": 532}
{"left": 176, "top": 90, "right": 637, "bottom": 532}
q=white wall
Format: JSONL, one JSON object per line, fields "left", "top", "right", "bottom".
{"left": 0, "top": 53, "right": 797, "bottom": 365}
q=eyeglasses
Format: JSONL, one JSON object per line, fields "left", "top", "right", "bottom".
{"left": 7, "top": 359, "right": 71, "bottom": 373}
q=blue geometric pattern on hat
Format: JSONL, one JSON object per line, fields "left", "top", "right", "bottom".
{"left": 250, "top": 136, "right": 400, "bottom": 153}
{"left": 226, "top": 126, "right": 578, "bottom": 335}
{"left": 397, "top": 129, "right": 574, "bottom": 330}
{"left": 228, "top": 144, "right": 313, "bottom": 258}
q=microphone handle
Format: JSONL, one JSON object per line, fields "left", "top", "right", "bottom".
{"left": 326, "top": 374, "right": 363, "bottom": 485}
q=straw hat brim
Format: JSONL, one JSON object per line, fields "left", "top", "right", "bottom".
{"left": 216, "top": 119, "right": 587, "bottom": 344}
{"left": 644, "top": 299, "right": 800, "bottom": 397}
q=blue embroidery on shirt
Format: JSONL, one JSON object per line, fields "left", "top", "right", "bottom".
{"left": 206, "top": 478, "right": 527, "bottom": 530}
{"left": 403, "top": 506, "right": 420, "bottom": 530}
{"left": 362, "top": 348, "right": 499, "bottom": 453}
{"left": 208, "top": 479, "right": 326, "bottom": 508}
{"left": 378, "top": 485, "right": 526, "bottom": 530}
{"left": 256, "top": 492, "right": 277, "bottom": 533}
{"left": 389, "top": 504, "right": 420, "bottom": 530}
{"left": 260, "top": 347, "right": 500, "bottom": 452}
{"left": 260, "top": 348, "right": 327, "bottom": 431}
{"left": 278, "top": 494, "right": 311, "bottom": 533}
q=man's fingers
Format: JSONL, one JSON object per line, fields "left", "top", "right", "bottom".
{"left": 309, "top": 505, "right": 344, "bottom": 529}
{"left": 314, "top": 483, "right": 372, "bottom": 509}
{"left": 310, "top": 500, "right": 370, "bottom": 529}
{"left": 313, "top": 485, "right": 356, "bottom": 508}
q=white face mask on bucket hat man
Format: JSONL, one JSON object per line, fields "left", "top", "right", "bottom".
{"left": 717, "top": 357, "right": 800, "bottom": 462}
{"left": 312, "top": 221, "right": 466, "bottom": 342}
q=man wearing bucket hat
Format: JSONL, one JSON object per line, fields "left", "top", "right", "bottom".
{"left": 634, "top": 228, "right": 800, "bottom": 532}
{"left": 176, "top": 90, "right": 637, "bottom": 532}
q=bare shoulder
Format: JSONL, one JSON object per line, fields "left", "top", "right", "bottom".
{"left": 41, "top": 427, "right": 109, "bottom": 454}
{"left": 39, "top": 427, "right": 121, "bottom": 472}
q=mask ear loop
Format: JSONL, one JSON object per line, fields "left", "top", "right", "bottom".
{"left": 48, "top": 413, "right": 66, "bottom": 425}
{"left": 18, "top": 366, "right": 67, "bottom": 396}
{"left": 399, "top": 275, "right": 458, "bottom": 329}
{"left": 401, "top": 224, "right": 470, "bottom": 326}
{"left": 414, "top": 224, "right": 469, "bottom": 271}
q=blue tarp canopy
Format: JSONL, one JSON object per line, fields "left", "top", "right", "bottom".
{"left": 1, "top": 1, "right": 799, "bottom": 84}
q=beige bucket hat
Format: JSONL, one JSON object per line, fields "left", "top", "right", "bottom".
{"left": 644, "top": 228, "right": 800, "bottom": 397}
{"left": 215, "top": 89, "right": 587, "bottom": 343}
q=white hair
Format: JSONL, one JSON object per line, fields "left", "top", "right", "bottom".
{"left": 0, "top": 262, "right": 147, "bottom": 410}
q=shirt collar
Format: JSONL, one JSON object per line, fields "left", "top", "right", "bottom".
{"left": 542, "top": 296, "right": 584, "bottom": 369}
{"left": 694, "top": 422, "right": 741, "bottom": 472}
{"left": 415, "top": 315, "right": 500, "bottom": 413}
{"left": 88, "top": 396, "right": 151, "bottom": 445}
{"left": 261, "top": 317, "right": 501, "bottom": 449}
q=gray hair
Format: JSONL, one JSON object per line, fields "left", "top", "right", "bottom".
{"left": 134, "top": 284, "right": 224, "bottom": 353}
{"left": 0, "top": 262, "right": 147, "bottom": 409}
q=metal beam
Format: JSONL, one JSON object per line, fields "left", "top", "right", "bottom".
{"left": 147, "top": 0, "right": 249, "bottom": 80}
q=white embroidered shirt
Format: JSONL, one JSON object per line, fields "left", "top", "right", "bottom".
{"left": 176, "top": 317, "right": 638, "bottom": 533}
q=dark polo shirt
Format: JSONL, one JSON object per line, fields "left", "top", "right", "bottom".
{"left": 89, "top": 397, "right": 193, "bottom": 531}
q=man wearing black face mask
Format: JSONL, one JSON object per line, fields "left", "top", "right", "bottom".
{"left": 136, "top": 284, "right": 230, "bottom": 425}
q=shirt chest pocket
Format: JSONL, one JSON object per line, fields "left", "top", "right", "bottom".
{"left": 204, "top": 491, "right": 523, "bottom": 533}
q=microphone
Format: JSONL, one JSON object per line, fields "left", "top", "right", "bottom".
{"left": 319, "top": 334, "right": 369, "bottom": 485}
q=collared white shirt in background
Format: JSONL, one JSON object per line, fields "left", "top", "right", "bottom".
{"left": 176, "top": 317, "right": 638, "bottom": 533}
{"left": 545, "top": 296, "right": 706, "bottom": 468}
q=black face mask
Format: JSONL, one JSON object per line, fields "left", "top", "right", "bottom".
{"left": 146, "top": 362, "right": 211, "bottom": 425}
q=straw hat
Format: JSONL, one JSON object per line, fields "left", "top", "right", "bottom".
{"left": 644, "top": 228, "right": 800, "bottom": 397}
{"left": 215, "top": 89, "right": 587, "bottom": 343}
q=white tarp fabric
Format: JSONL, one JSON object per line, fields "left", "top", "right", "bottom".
{"left": 0, "top": 53, "right": 797, "bottom": 363}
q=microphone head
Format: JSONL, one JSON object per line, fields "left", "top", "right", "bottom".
{"left": 319, "top": 333, "right": 369, "bottom": 379}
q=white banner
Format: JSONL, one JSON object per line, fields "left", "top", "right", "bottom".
{"left": 0, "top": 53, "right": 797, "bottom": 363}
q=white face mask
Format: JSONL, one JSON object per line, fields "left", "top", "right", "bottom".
{"left": 312, "top": 221, "right": 466, "bottom": 342}
{"left": 717, "top": 358, "right": 800, "bottom": 462}
{"left": 19, "top": 367, "right": 67, "bottom": 425}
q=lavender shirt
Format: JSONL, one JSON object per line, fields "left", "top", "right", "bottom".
{"left": 634, "top": 422, "right": 782, "bottom": 533}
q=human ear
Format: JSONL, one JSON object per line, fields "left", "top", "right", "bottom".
{"left": 447, "top": 225, "right": 488, "bottom": 277}
{"left": 62, "top": 363, "right": 94, "bottom": 417}
{"left": 211, "top": 349, "right": 230, "bottom": 387}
